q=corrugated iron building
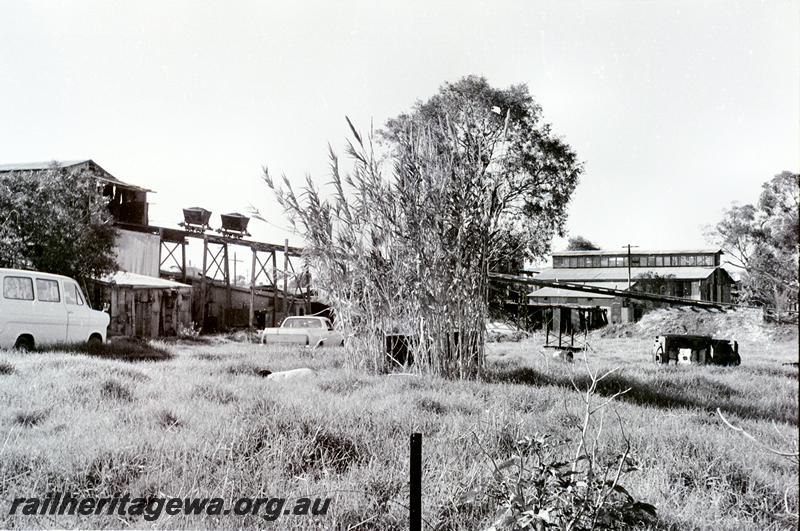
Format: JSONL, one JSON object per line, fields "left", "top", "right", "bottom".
{"left": 528, "top": 248, "right": 735, "bottom": 324}
{"left": 0, "top": 160, "right": 194, "bottom": 337}
{"left": 94, "top": 272, "right": 193, "bottom": 337}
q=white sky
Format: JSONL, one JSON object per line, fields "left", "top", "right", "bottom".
{"left": 1, "top": 0, "right": 798, "bottom": 272}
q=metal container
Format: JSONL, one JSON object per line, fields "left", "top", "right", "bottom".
{"left": 181, "top": 207, "right": 212, "bottom": 230}
{"left": 219, "top": 212, "right": 250, "bottom": 236}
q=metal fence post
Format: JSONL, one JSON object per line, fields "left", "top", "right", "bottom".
{"left": 410, "top": 432, "right": 422, "bottom": 531}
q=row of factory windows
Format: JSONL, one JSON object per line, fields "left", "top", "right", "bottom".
{"left": 553, "top": 254, "right": 717, "bottom": 269}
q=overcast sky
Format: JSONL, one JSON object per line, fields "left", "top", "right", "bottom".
{"left": 1, "top": 0, "right": 798, "bottom": 269}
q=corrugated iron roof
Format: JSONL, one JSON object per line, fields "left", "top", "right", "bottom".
{"left": 552, "top": 248, "right": 722, "bottom": 256}
{"left": 528, "top": 281, "right": 632, "bottom": 298}
{"left": 0, "top": 159, "right": 152, "bottom": 192}
{"left": 533, "top": 266, "right": 718, "bottom": 282}
{"left": 0, "top": 160, "right": 90, "bottom": 171}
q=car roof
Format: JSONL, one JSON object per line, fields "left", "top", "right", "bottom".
{"left": 659, "top": 334, "right": 712, "bottom": 340}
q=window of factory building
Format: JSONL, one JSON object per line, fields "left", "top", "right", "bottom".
{"left": 553, "top": 252, "right": 717, "bottom": 269}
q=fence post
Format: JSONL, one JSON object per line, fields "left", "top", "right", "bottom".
{"left": 410, "top": 432, "right": 422, "bottom": 531}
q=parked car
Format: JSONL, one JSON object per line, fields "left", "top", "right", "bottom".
{"left": 0, "top": 268, "right": 110, "bottom": 350}
{"left": 652, "top": 334, "right": 740, "bottom": 366}
{"left": 260, "top": 316, "right": 344, "bottom": 347}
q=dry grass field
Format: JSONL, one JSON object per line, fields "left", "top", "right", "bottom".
{"left": 0, "top": 324, "right": 797, "bottom": 529}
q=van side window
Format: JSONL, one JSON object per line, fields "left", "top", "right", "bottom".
{"left": 65, "top": 283, "right": 84, "bottom": 305}
{"left": 36, "top": 278, "right": 61, "bottom": 302}
{"left": 3, "top": 276, "right": 34, "bottom": 300}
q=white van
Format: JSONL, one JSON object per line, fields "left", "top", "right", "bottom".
{"left": 0, "top": 268, "right": 110, "bottom": 350}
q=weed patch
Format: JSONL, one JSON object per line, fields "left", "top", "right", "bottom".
{"left": 37, "top": 339, "right": 173, "bottom": 362}
{"left": 100, "top": 379, "right": 134, "bottom": 401}
{"left": 288, "top": 428, "right": 363, "bottom": 477}
{"left": 190, "top": 383, "right": 238, "bottom": 404}
{"left": 489, "top": 366, "right": 796, "bottom": 424}
{"left": 157, "top": 410, "right": 182, "bottom": 429}
{"left": 83, "top": 451, "right": 148, "bottom": 494}
{"left": 14, "top": 409, "right": 48, "bottom": 427}
{"left": 225, "top": 362, "right": 271, "bottom": 377}
{"left": 417, "top": 397, "right": 448, "bottom": 415}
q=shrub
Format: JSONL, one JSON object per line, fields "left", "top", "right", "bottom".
{"left": 454, "top": 363, "right": 658, "bottom": 530}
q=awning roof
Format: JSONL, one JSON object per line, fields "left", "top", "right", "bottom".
{"left": 533, "top": 266, "right": 718, "bottom": 282}
{"left": 97, "top": 271, "right": 192, "bottom": 289}
{"left": 528, "top": 281, "right": 633, "bottom": 298}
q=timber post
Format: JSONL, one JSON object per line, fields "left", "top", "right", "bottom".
{"left": 223, "top": 241, "right": 231, "bottom": 328}
{"left": 271, "top": 249, "right": 278, "bottom": 327}
{"left": 200, "top": 234, "right": 207, "bottom": 330}
{"left": 249, "top": 247, "right": 256, "bottom": 328}
{"left": 283, "top": 239, "right": 289, "bottom": 322}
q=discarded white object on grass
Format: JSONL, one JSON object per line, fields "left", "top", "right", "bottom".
{"left": 266, "top": 367, "right": 316, "bottom": 381}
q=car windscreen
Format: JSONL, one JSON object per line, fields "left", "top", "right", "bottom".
{"left": 283, "top": 318, "right": 323, "bottom": 328}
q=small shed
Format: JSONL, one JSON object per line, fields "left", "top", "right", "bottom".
{"left": 94, "top": 272, "right": 193, "bottom": 337}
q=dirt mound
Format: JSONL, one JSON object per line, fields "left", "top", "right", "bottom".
{"left": 595, "top": 308, "right": 797, "bottom": 343}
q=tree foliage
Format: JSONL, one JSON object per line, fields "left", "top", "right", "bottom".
{"left": 0, "top": 164, "right": 117, "bottom": 289}
{"left": 708, "top": 171, "right": 799, "bottom": 314}
{"left": 567, "top": 235, "right": 601, "bottom": 251}
{"left": 383, "top": 76, "right": 582, "bottom": 263}
{"left": 267, "top": 76, "right": 582, "bottom": 378}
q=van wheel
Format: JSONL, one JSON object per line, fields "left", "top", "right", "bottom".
{"left": 14, "top": 336, "right": 34, "bottom": 352}
{"left": 87, "top": 335, "right": 103, "bottom": 350}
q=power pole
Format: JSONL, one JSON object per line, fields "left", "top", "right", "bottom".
{"left": 622, "top": 244, "right": 639, "bottom": 290}
{"left": 230, "top": 252, "right": 244, "bottom": 286}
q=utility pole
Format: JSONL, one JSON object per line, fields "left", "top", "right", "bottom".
{"left": 622, "top": 244, "right": 639, "bottom": 290}
{"left": 231, "top": 252, "right": 244, "bottom": 286}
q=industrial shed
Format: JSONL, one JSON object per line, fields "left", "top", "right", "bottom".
{"left": 528, "top": 248, "right": 736, "bottom": 324}
{"left": 93, "top": 272, "right": 193, "bottom": 338}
